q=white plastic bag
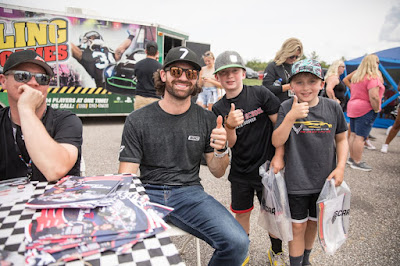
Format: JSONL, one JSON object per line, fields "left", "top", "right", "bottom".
{"left": 317, "top": 179, "right": 351, "bottom": 255}
{"left": 257, "top": 162, "right": 293, "bottom": 242}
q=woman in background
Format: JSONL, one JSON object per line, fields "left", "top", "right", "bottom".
{"left": 324, "top": 60, "right": 348, "bottom": 111}
{"left": 262, "top": 37, "right": 303, "bottom": 102}
{"left": 347, "top": 54, "right": 384, "bottom": 171}
{"left": 196, "top": 51, "right": 222, "bottom": 110}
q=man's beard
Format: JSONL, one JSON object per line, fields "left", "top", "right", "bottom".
{"left": 165, "top": 79, "right": 195, "bottom": 100}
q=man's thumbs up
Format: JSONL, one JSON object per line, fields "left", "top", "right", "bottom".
{"left": 216, "top": 115, "right": 223, "bottom": 129}
{"left": 210, "top": 115, "right": 227, "bottom": 150}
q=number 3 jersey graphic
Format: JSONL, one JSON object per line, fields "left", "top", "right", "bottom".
{"left": 80, "top": 47, "right": 116, "bottom": 87}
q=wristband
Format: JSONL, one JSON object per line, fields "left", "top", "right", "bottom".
{"left": 214, "top": 147, "right": 230, "bottom": 158}
{"left": 225, "top": 123, "right": 235, "bottom": 130}
{"left": 217, "top": 141, "right": 228, "bottom": 153}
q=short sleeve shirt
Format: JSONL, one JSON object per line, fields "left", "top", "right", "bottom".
{"left": 275, "top": 97, "right": 348, "bottom": 194}
{"left": 119, "top": 102, "right": 216, "bottom": 186}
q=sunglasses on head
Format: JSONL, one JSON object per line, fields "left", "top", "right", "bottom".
{"left": 289, "top": 55, "right": 300, "bottom": 60}
{"left": 5, "top": 70, "right": 51, "bottom": 85}
{"left": 165, "top": 66, "right": 198, "bottom": 80}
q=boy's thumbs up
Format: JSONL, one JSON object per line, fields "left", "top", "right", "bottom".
{"left": 292, "top": 95, "right": 298, "bottom": 106}
{"left": 216, "top": 115, "right": 223, "bottom": 129}
{"left": 230, "top": 103, "right": 236, "bottom": 112}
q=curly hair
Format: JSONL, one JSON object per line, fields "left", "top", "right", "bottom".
{"left": 274, "top": 37, "right": 303, "bottom": 66}
{"left": 153, "top": 69, "right": 202, "bottom": 97}
{"left": 351, "top": 54, "right": 381, "bottom": 83}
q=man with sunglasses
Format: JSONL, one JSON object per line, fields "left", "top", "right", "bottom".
{"left": 119, "top": 47, "right": 249, "bottom": 265}
{"left": 0, "top": 50, "right": 82, "bottom": 182}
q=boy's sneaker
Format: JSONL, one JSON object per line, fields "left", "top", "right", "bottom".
{"left": 346, "top": 157, "right": 354, "bottom": 165}
{"left": 381, "top": 144, "right": 389, "bottom": 153}
{"left": 268, "top": 248, "right": 287, "bottom": 266}
{"left": 350, "top": 161, "right": 372, "bottom": 171}
{"left": 364, "top": 139, "right": 376, "bottom": 150}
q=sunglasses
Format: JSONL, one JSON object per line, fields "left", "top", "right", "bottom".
{"left": 165, "top": 67, "right": 199, "bottom": 80}
{"left": 5, "top": 70, "right": 51, "bottom": 85}
{"left": 289, "top": 55, "right": 300, "bottom": 60}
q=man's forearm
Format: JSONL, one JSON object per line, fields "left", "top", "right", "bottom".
{"left": 205, "top": 152, "right": 229, "bottom": 178}
{"left": 19, "top": 109, "right": 78, "bottom": 181}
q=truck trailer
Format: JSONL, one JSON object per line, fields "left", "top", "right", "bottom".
{"left": 0, "top": 4, "right": 210, "bottom": 116}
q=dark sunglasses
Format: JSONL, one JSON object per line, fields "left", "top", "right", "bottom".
{"left": 288, "top": 55, "right": 300, "bottom": 60}
{"left": 5, "top": 70, "right": 51, "bottom": 85}
{"left": 165, "top": 66, "right": 199, "bottom": 80}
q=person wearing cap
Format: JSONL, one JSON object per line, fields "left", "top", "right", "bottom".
{"left": 132, "top": 41, "right": 162, "bottom": 110}
{"left": 272, "top": 59, "right": 348, "bottom": 266}
{"left": 118, "top": 46, "right": 249, "bottom": 265}
{"left": 212, "top": 51, "right": 285, "bottom": 265}
{"left": 0, "top": 50, "right": 82, "bottom": 182}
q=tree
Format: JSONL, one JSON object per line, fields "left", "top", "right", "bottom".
{"left": 309, "top": 51, "right": 319, "bottom": 60}
{"left": 245, "top": 59, "right": 270, "bottom": 72}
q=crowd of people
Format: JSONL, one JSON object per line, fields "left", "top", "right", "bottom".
{"left": 0, "top": 37, "right": 398, "bottom": 265}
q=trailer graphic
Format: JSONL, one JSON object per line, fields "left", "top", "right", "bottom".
{"left": 0, "top": 5, "right": 205, "bottom": 116}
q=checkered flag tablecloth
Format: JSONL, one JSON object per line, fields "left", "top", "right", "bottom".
{"left": 0, "top": 178, "right": 184, "bottom": 265}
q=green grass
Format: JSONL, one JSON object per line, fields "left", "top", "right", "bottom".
{"left": 243, "top": 78, "right": 262, "bottom": 86}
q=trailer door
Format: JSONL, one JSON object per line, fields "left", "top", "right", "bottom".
{"left": 186, "top": 41, "right": 211, "bottom": 67}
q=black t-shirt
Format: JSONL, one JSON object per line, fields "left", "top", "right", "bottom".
{"left": 212, "top": 85, "right": 281, "bottom": 180}
{"left": 262, "top": 62, "right": 292, "bottom": 103}
{"left": 0, "top": 107, "right": 83, "bottom": 182}
{"left": 79, "top": 47, "right": 116, "bottom": 87}
{"left": 134, "top": 58, "right": 162, "bottom": 98}
{"left": 119, "top": 102, "right": 216, "bottom": 186}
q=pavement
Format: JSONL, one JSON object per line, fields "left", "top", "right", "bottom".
{"left": 81, "top": 117, "right": 399, "bottom": 266}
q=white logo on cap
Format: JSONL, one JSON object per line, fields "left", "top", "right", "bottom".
{"left": 179, "top": 48, "right": 189, "bottom": 59}
{"left": 229, "top": 55, "right": 238, "bottom": 63}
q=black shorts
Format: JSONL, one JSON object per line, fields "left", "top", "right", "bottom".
{"left": 288, "top": 193, "right": 320, "bottom": 222}
{"left": 230, "top": 177, "right": 263, "bottom": 213}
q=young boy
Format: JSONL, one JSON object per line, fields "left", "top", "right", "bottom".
{"left": 272, "top": 59, "right": 348, "bottom": 266}
{"left": 212, "top": 51, "right": 286, "bottom": 265}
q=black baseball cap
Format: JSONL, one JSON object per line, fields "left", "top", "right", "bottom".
{"left": 3, "top": 50, "right": 53, "bottom": 76}
{"left": 163, "top": 46, "right": 201, "bottom": 71}
{"left": 146, "top": 41, "right": 158, "bottom": 51}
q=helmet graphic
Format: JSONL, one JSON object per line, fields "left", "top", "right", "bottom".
{"left": 103, "top": 49, "right": 146, "bottom": 95}
{"left": 79, "top": 31, "right": 104, "bottom": 48}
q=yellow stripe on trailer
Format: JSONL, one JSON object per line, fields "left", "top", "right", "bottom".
{"left": 87, "top": 88, "right": 96, "bottom": 94}
{"left": 59, "top": 86, "right": 69, "bottom": 93}
{"left": 94, "top": 88, "right": 103, "bottom": 94}
{"left": 74, "top": 87, "right": 82, "bottom": 94}
{"left": 45, "top": 87, "right": 113, "bottom": 94}
{"left": 66, "top": 87, "right": 75, "bottom": 93}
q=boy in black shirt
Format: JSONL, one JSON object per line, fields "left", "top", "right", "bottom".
{"left": 212, "top": 51, "right": 286, "bottom": 265}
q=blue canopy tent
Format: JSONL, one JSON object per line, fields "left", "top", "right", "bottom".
{"left": 344, "top": 46, "right": 400, "bottom": 128}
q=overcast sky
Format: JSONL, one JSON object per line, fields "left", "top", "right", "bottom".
{"left": 5, "top": 0, "right": 400, "bottom": 64}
